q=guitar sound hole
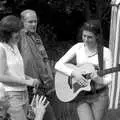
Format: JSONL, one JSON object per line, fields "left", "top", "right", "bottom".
{"left": 68, "top": 77, "right": 72, "bottom": 89}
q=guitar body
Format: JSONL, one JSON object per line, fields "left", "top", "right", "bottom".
{"left": 55, "top": 63, "right": 96, "bottom": 102}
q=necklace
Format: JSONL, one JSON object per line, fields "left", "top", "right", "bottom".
{"left": 84, "top": 44, "right": 97, "bottom": 57}
{"left": 88, "top": 51, "right": 97, "bottom": 57}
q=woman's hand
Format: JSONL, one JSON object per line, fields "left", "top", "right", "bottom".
{"left": 90, "top": 72, "right": 103, "bottom": 84}
{"left": 32, "top": 79, "right": 40, "bottom": 88}
{"left": 90, "top": 72, "right": 98, "bottom": 80}
{"left": 25, "top": 78, "right": 40, "bottom": 88}
{"left": 71, "top": 70, "right": 88, "bottom": 87}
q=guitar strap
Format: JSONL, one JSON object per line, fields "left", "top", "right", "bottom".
{"left": 91, "top": 36, "right": 104, "bottom": 93}
{"left": 97, "top": 41, "right": 103, "bottom": 71}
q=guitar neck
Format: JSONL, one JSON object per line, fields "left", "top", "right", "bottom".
{"left": 97, "top": 65, "right": 120, "bottom": 77}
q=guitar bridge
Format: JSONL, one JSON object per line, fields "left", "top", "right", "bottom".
{"left": 82, "top": 73, "right": 91, "bottom": 79}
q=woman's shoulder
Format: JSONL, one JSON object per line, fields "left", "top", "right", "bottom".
{"left": 0, "top": 42, "right": 5, "bottom": 50}
{"left": 0, "top": 42, "right": 6, "bottom": 57}
{"left": 103, "top": 47, "right": 112, "bottom": 58}
{"left": 72, "top": 42, "right": 84, "bottom": 49}
{"left": 103, "top": 46, "right": 111, "bottom": 53}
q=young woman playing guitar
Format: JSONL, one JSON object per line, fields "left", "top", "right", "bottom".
{"left": 55, "top": 20, "right": 112, "bottom": 120}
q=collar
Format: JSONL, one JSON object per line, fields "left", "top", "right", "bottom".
{"left": 21, "top": 29, "right": 42, "bottom": 44}
{"left": 21, "top": 29, "right": 36, "bottom": 36}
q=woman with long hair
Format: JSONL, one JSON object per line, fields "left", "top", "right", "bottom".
{"left": 55, "top": 20, "right": 112, "bottom": 120}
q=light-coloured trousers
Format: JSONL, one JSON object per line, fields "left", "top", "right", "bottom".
{"left": 7, "top": 91, "right": 28, "bottom": 120}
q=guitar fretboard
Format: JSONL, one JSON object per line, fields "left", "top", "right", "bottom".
{"left": 97, "top": 65, "right": 120, "bottom": 77}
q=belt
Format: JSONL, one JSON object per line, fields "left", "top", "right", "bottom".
{"left": 85, "top": 86, "right": 108, "bottom": 95}
{"left": 95, "top": 86, "right": 108, "bottom": 93}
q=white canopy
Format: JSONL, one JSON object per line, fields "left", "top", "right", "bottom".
{"left": 109, "top": 0, "right": 120, "bottom": 109}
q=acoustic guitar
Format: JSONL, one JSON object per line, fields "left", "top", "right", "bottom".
{"left": 55, "top": 63, "right": 120, "bottom": 102}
